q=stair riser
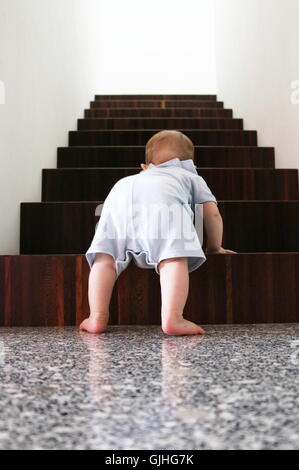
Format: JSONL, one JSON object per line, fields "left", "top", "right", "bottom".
{"left": 69, "top": 130, "right": 258, "bottom": 146}
{"left": 94, "top": 95, "right": 218, "bottom": 101}
{"left": 20, "top": 202, "right": 299, "bottom": 255}
{"left": 85, "top": 108, "right": 233, "bottom": 118}
{"left": 77, "top": 118, "right": 243, "bottom": 130}
{"left": 57, "top": 146, "right": 275, "bottom": 169}
{"left": 2, "top": 254, "right": 298, "bottom": 326}
{"left": 90, "top": 101, "right": 224, "bottom": 109}
{"left": 42, "top": 169, "right": 298, "bottom": 202}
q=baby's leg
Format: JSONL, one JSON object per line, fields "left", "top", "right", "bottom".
{"left": 158, "top": 257, "right": 205, "bottom": 336}
{"left": 80, "top": 253, "right": 117, "bottom": 334}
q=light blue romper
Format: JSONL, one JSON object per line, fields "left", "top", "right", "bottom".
{"left": 85, "top": 157, "right": 217, "bottom": 278}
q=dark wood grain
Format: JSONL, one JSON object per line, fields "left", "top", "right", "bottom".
{"left": 116, "top": 263, "right": 161, "bottom": 325}
{"left": 85, "top": 108, "right": 234, "bottom": 118}
{"left": 90, "top": 100, "right": 224, "bottom": 109}
{"left": 1, "top": 254, "right": 299, "bottom": 326}
{"left": 58, "top": 146, "right": 275, "bottom": 169}
{"left": 41, "top": 168, "right": 298, "bottom": 202}
{"left": 231, "top": 254, "right": 299, "bottom": 323}
{"left": 77, "top": 118, "right": 244, "bottom": 130}
{"left": 69, "top": 130, "right": 258, "bottom": 146}
{"left": 21, "top": 202, "right": 99, "bottom": 254}
{"left": 20, "top": 201, "right": 299, "bottom": 255}
{"left": 94, "top": 94, "right": 218, "bottom": 101}
{"left": 220, "top": 201, "right": 299, "bottom": 252}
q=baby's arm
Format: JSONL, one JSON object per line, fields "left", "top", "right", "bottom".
{"left": 203, "top": 202, "right": 237, "bottom": 254}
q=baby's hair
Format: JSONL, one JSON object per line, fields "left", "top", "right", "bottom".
{"left": 145, "top": 130, "right": 194, "bottom": 165}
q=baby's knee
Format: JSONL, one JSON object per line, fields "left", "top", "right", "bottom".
{"left": 94, "top": 253, "right": 116, "bottom": 269}
{"left": 158, "top": 257, "right": 187, "bottom": 269}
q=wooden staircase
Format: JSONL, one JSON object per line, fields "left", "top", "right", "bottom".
{"left": 1, "top": 94, "right": 299, "bottom": 326}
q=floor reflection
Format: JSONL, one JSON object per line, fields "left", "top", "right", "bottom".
{"left": 0, "top": 325, "right": 299, "bottom": 450}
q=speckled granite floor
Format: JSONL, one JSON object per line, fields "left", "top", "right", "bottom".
{"left": 0, "top": 324, "right": 299, "bottom": 450}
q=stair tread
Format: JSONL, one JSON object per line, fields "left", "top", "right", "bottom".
{"left": 94, "top": 94, "right": 218, "bottom": 99}
{"left": 89, "top": 106, "right": 225, "bottom": 109}
{"left": 80, "top": 117, "right": 239, "bottom": 120}
{"left": 59, "top": 145, "right": 271, "bottom": 148}
{"left": 71, "top": 129, "right": 252, "bottom": 132}
{"left": 12, "top": 252, "right": 299, "bottom": 255}
{"left": 43, "top": 167, "right": 295, "bottom": 171}
{"left": 91, "top": 100, "right": 222, "bottom": 103}
{"left": 24, "top": 200, "right": 299, "bottom": 203}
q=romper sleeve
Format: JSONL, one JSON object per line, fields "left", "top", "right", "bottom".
{"left": 191, "top": 175, "right": 218, "bottom": 206}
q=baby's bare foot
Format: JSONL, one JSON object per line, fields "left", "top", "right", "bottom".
{"left": 79, "top": 313, "right": 109, "bottom": 334}
{"left": 162, "top": 318, "right": 205, "bottom": 336}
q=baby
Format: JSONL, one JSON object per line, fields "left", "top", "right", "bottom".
{"left": 80, "top": 130, "right": 236, "bottom": 336}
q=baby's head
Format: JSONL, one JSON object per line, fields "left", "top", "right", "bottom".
{"left": 141, "top": 130, "right": 194, "bottom": 170}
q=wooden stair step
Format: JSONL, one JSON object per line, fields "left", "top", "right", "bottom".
{"left": 90, "top": 100, "right": 224, "bottom": 109}
{"left": 42, "top": 168, "right": 298, "bottom": 201}
{"left": 1, "top": 254, "right": 299, "bottom": 326}
{"left": 57, "top": 146, "right": 275, "bottom": 169}
{"left": 85, "top": 108, "right": 234, "bottom": 118}
{"left": 69, "top": 130, "right": 258, "bottom": 146}
{"left": 77, "top": 118, "right": 243, "bottom": 130}
{"left": 94, "top": 94, "right": 218, "bottom": 101}
{"left": 20, "top": 201, "right": 299, "bottom": 255}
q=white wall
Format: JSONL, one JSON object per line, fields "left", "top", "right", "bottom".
{"left": 0, "top": 0, "right": 216, "bottom": 255}
{"left": 214, "top": 0, "right": 299, "bottom": 170}
{"left": 0, "top": 0, "right": 105, "bottom": 255}
{"left": 97, "top": 0, "right": 217, "bottom": 94}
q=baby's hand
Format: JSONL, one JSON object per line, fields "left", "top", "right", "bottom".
{"left": 206, "top": 247, "right": 237, "bottom": 254}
